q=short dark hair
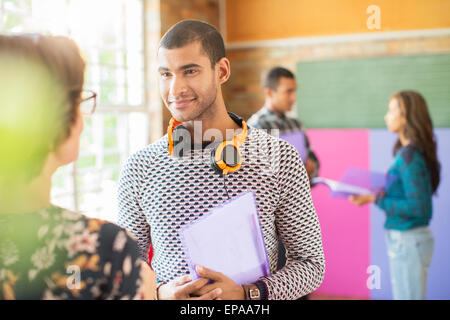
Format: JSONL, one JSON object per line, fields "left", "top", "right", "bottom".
{"left": 160, "top": 20, "right": 225, "bottom": 67}
{"left": 263, "top": 67, "right": 295, "bottom": 90}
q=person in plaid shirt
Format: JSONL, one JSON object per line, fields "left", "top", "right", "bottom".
{"left": 247, "top": 67, "right": 320, "bottom": 182}
{"left": 247, "top": 67, "right": 321, "bottom": 299}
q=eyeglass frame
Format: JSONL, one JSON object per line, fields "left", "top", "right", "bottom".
{"left": 80, "top": 90, "right": 97, "bottom": 115}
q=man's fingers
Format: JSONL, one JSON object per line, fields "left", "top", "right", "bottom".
{"left": 193, "top": 288, "right": 222, "bottom": 300}
{"left": 196, "top": 265, "right": 223, "bottom": 281}
{"left": 192, "top": 283, "right": 219, "bottom": 297}
{"left": 180, "top": 277, "right": 209, "bottom": 295}
{"left": 174, "top": 274, "right": 192, "bottom": 286}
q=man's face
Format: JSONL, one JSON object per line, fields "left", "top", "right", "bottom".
{"left": 269, "top": 77, "right": 297, "bottom": 113}
{"left": 158, "top": 41, "right": 218, "bottom": 122}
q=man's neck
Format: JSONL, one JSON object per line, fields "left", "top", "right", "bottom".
{"left": 264, "top": 102, "right": 285, "bottom": 118}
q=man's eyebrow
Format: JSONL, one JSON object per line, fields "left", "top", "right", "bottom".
{"left": 158, "top": 64, "right": 202, "bottom": 73}
{"left": 179, "top": 63, "right": 202, "bottom": 70}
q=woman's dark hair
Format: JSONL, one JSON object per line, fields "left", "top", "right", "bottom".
{"left": 391, "top": 90, "right": 440, "bottom": 193}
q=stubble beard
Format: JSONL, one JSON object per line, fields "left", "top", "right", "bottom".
{"left": 172, "top": 83, "right": 218, "bottom": 124}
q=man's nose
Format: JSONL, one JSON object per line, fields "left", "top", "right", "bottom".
{"left": 169, "top": 76, "right": 187, "bottom": 98}
{"left": 290, "top": 92, "right": 297, "bottom": 104}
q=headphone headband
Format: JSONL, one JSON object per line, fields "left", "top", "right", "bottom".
{"left": 167, "top": 118, "right": 182, "bottom": 156}
{"left": 167, "top": 113, "right": 248, "bottom": 175}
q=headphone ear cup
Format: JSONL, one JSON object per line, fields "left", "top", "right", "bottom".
{"left": 210, "top": 147, "right": 224, "bottom": 175}
{"left": 210, "top": 143, "right": 242, "bottom": 176}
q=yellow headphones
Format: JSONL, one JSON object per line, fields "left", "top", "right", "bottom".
{"left": 167, "top": 113, "right": 248, "bottom": 175}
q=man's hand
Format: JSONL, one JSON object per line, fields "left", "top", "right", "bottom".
{"left": 192, "top": 265, "right": 245, "bottom": 300}
{"left": 158, "top": 274, "right": 222, "bottom": 300}
{"left": 348, "top": 194, "right": 376, "bottom": 206}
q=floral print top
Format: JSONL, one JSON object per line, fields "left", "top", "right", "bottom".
{"left": 0, "top": 205, "right": 143, "bottom": 300}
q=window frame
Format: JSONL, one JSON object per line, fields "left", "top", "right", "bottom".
{"left": 0, "top": 0, "right": 156, "bottom": 220}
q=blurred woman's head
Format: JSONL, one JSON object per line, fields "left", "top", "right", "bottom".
{"left": 385, "top": 90, "right": 440, "bottom": 193}
{"left": 0, "top": 34, "right": 86, "bottom": 186}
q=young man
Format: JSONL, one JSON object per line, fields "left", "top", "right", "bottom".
{"left": 248, "top": 67, "right": 321, "bottom": 286}
{"left": 118, "top": 20, "right": 324, "bottom": 300}
{"left": 248, "top": 67, "right": 320, "bottom": 181}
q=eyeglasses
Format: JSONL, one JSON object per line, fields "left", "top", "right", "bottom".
{"left": 80, "top": 90, "right": 97, "bottom": 115}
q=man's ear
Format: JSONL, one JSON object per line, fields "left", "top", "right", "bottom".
{"left": 216, "top": 57, "right": 231, "bottom": 84}
{"left": 265, "top": 87, "right": 275, "bottom": 99}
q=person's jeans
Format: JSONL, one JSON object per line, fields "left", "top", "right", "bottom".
{"left": 385, "top": 226, "right": 434, "bottom": 300}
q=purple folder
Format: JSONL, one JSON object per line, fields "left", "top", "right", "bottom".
{"left": 179, "top": 191, "right": 271, "bottom": 285}
{"left": 279, "top": 131, "right": 308, "bottom": 162}
{"left": 312, "top": 167, "right": 397, "bottom": 198}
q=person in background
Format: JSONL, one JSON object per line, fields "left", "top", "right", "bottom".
{"left": 0, "top": 34, "right": 155, "bottom": 300}
{"left": 247, "top": 67, "right": 320, "bottom": 181}
{"left": 247, "top": 67, "right": 320, "bottom": 299}
{"left": 349, "top": 90, "right": 440, "bottom": 300}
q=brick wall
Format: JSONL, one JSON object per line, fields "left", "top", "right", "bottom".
{"left": 223, "top": 35, "right": 450, "bottom": 121}
{"left": 160, "top": 0, "right": 220, "bottom": 35}
{"left": 153, "top": 1, "right": 450, "bottom": 128}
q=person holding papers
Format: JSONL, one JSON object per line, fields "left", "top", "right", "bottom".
{"left": 247, "top": 67, "right": 320, "bottom": 181}
{"left": 247, "top": 68, "right": 320, "bottom": 295}
{"left": 349, "top": 91, "right": 440, "bottom": 300}
{"left": 118, "top": 20, "right": 325, "bottom": 300}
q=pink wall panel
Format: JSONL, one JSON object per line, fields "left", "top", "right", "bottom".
{"left": 306, "top": 129, "right": 370, "bottom": 298}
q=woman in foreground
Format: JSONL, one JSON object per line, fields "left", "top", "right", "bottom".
{"left": 0, "top": 34, "right": 155, "bottom": 300}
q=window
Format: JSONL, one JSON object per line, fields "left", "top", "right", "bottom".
{"left": 0, "top": 0, "right": 150, "bottom": 222}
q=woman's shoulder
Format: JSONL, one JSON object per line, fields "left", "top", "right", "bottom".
{"left": 55, "top": 206, "right": 139, "bottom": 247}
{"left": 44, "top": 207, "right": 142, "bottom": 299}
{"left": 394, "top": 145, "right": 429, "bottom": 175}
{"left": 0, "top": 206, "right": 141, "bottom": 299}
{"left": 397, "top": 145, "right": 425, "bottom": 166}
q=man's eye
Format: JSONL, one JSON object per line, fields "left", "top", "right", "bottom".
{"left": 185, "top": 69, "right": 197, "bottom": 75}
{"left": 161, "top": 72, "right": 171, "bottom": 78}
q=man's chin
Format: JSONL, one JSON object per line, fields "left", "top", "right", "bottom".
{"left": 170, "top": 109, "right": 197, "bottom": 123}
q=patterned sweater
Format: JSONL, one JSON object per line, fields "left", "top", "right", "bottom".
{"left": 376, "top": 145, "right": 434, "bottom": 231}
{"left": 118, "top": 126, "right": 325, "bottom": 300}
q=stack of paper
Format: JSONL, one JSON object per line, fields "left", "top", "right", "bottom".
{"left": 311, "top": 177, "right": 374, "bottom": 196}
{"left": 312, "top": 167, "right": 397, "bottom": 198}
{"left": 179, "top": 191, "right": 271, "bottom": 285}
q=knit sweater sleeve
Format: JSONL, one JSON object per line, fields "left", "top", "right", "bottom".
{"left": 117, "top": 151, "right": 151, "bottom": 262}
{"left": 258, "top": 141, "right": 325, "bottom": 300}
{"left": 376, "top": 150, "right": 432, "bottom": 221}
